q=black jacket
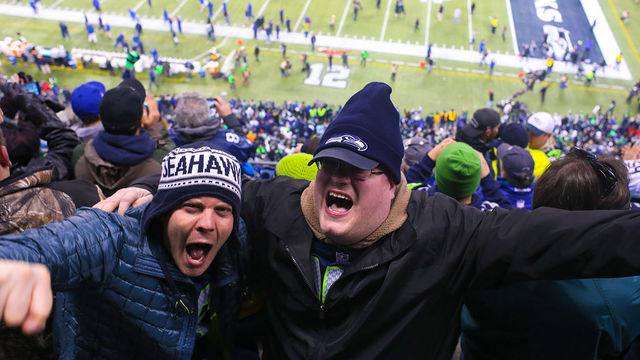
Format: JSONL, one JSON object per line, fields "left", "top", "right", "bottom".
{"left": 9, "top": 97, "right": 80, "bottom": 181}
{"left": 241, "top": 176, "right": 640, "bottom": 360}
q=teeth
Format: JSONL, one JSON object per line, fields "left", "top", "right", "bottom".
{"left": 329, "top": 192, "right": 351, "bottom": 201}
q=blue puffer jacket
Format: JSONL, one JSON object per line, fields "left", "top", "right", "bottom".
{"left": 0, "top": 204, "right": 248, "bottom": 359}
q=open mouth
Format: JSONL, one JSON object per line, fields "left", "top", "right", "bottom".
{"left": 186, "top": 243, "right": 213, "bottom": 263}
{"left": 326, "top": 191, "right": 353, "bottom": 212}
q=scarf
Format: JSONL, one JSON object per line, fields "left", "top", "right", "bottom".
{"left": 93, "top": 130, "right": 156, "bottom": 166}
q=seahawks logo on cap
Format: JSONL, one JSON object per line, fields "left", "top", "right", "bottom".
{"left": 325, "top": 135, "right": 368, "bottom": 151}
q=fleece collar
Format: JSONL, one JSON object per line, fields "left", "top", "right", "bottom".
{"left": 300, "top": 173, "right": 410, "bottom": 248}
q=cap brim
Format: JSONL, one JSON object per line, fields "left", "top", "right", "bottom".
{"left": 525, "top": 123, "right": 546, "bottom": 136}
{"left": 309, "top": 147, "right": 379, "bottom": 170}
{"left": 461, "top": 124, "right": 484, "bottom": 138}
{"left": 496, "top": 143, "right": 511, "bottom": 160}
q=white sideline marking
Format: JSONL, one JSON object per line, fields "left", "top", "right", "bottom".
{"left": 380, "top": 0, "right": 392, "bottom": 41}
{"left": 293, "top": 0, "right": 312, "bottom": 32}
{"left": 336, "top": 0, "right": 350, "bottom": 37}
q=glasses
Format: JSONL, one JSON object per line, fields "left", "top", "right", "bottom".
{"left": 317, "top": 159, "right": 385, "bottom": 181}
{"left": 570, "top": 147, "right": 618, "bottom": 197}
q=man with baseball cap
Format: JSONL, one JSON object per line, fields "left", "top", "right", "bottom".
{"left": 456, "top": 108, "right": 501, "bottom": 152}
{"left": 526, "top": 111, "right": 556, "bottom": 179}
{"left": 456, "top": 108, "right": 502, "bottom": 177}
{"left": 496, "top": 143, "right": 535, "bottom": 209}
{"left": 0, "top": 143, "right": 250, "bottom": 358}
{"left": 41, "top": 82, "right": 640, "bottom": 359}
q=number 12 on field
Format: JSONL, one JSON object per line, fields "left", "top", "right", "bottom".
{"left": 304, "top": 64, "right": 350, "bottom": 89}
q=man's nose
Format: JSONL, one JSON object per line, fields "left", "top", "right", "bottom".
{"left": 195, "top": 210, "right": 216, "bottom": 233}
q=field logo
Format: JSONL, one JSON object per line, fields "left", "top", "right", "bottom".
{"left": 510, "top": 0, "right": 602, "bottom": 62}
{"left": 534, "top": 1, "right": 573, "bottom": 56}
{"left": 304, "top": 64, "right": 350, "bottom": 89}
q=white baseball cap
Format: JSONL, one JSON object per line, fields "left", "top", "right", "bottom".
{"left": 526, "top": 112, "right": 555, "bottom": 135}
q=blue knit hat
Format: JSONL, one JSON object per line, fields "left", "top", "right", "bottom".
{"left": 309, "top": 82, "right": 404, "bottom": 183}
{"left": 142, "top": 142, "right": 242, "bottom": 239}
{"left": 71, "top": 81, "right": 105, "bottom": 121}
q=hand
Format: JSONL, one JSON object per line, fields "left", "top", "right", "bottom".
{"left": 427, "top": 137, "right": 456, "bottom": 161}
{"left": 0, "top": 261, "right": 52, "bottom": 335}
{"left": 213, "top": 96, "right": 232, "bottom": 118}
{"left": 93, "top": 187, "right": 153, "bottom": 215}
{"left": 475, "top": 150, "right": 491, "bottom": 178}
{"left": 623, "top": 142, "right": 640, "bottom": 160}
{"left": 141, "top": 95, "right": 160, "bottom": 129}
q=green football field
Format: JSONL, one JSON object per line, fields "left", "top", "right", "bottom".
{"left": 1, "top": 0, "right": 639, "bottom": 119}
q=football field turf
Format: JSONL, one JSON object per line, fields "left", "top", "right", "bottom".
{"left": 1, "top": 0, "right": 639, "bottom": 119}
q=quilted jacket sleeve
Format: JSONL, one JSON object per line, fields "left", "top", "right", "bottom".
{"left": 0, "top": 207, "right": 139, "bottom": 291}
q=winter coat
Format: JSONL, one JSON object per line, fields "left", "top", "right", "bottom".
{"left": 461, "top": 276, "right": 640, "bottom": 360}
{"left": 74, "top": 133, "right": 163, "bottom": 196}
{"left": 0, "top": 165, "right": 101, "bottom": 234}
{"left": 0, "top": 204, "right": 248, "bottom": 359}
{"left": 240, "top": 176, "right": 640, "bottom": 360}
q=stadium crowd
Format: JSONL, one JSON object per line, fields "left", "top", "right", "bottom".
{"left": 2, "top": 67, "right": 640, "bottom": 360}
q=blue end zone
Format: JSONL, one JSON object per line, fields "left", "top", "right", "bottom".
{"left": 510, "top": 0, "right": 604, "bottom": 64}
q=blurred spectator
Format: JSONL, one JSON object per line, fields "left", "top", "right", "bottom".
{"left": 276, "top": 152, "right": 317, "bottom": 181}
{"left": 73, "top": 79, "right": 166, "bottom": 196}
{"left": 168, "top": 93, "right": 254, "bottom": 175}
{"left": 0, "top": 84, "right": 102, "bottom": 234}
{"left": 406, "top": 139, "right": 511, "bottom": 209}
{"left": 69, "top": 81, "right": 105, "bottom": 142}
{"left": 495, "top": 143, "right": 534, "bottom": 209}
{"left": 525, "top": 112, "right": 555, "bottom": 179}
{"left": 462, "top": 148, "right": 640, "bottom": 360}
{"left": 456, "top": 108, "right": 501, "bottom": 177}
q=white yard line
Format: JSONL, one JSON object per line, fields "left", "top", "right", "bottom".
{"left": 49, "top": 0, "right": 65, "bottom": 9}
{"left": 132, "top": 0, "right": 146, "bottom": 12}
{"left": 336, "top": 0, "right": 351, "bottom": 37}
{"left": 504, "top": 0, "right": 518, "bottom": 55}
{"left": 255, "top": 0, "right": 271, "bottom": 19}
{"left": 209, "top": 5, "right": 224, "bottom": 21}
{"left": 293, "top": 0, "right": 312, "bottom": 32}
{"left": 170, "top": 0, "right": 189, "bottom": 17}
{"left": 424, "top": 0, "right": 431, "bottom": 45}
{"left": 380, "top": 0, "right": 392, "bottom": 41}
{"left": 466, "top": 0, "right": 472, "bottom": 49}
{"left": 190, "top": 37, "right": 228, "bottom": 60}
{"left": 191, "top": 49, "right": 212, "bottom": 61}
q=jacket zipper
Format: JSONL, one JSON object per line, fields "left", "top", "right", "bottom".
{"left": 283, "top": 243, "right": 318, "bottom": 301}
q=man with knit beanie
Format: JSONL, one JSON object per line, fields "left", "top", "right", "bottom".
{"left": 406, "top": 138, "right": 511, "bottom": 209}
{"left": 276, "top": 152, "right": 318, "bottom": 181}
{"left": 73, "top": 78, "right": 168, "bottom": 196}
{"left": 0, "top": 143, "right": 252, "bottom": 358}
{"left": 69, "top": 81, "right": 105, "bottom": 142}
{"left": 57, "top": 82, "right": 640, "bottom": 359}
